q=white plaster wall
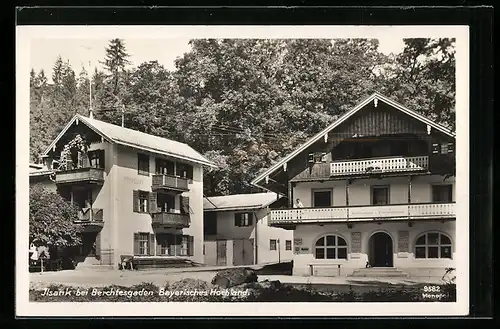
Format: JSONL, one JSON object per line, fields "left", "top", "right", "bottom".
{"left": 292, "top": 221, "right": 455, "bottom": 277}
{"left": 114, "top": 145, "right": 205, "bottom": 265}
{"left": 205, "top": 208, "right": 294, "bottom": 265}
{"left": 293, "top": 175, "right": 455, "bottom": 206}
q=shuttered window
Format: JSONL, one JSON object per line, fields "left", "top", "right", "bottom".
{"left": 234, "top": 212, "right": 253, "bottom": 227}
{"left": 134, "top": 232, "right": 151, "bottom": 256}
{"left": 133, "top": 191, "right": 149, "bottom": 213}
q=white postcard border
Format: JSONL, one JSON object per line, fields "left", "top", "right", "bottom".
{"left": 16, "top": 24, "right": 470, "bottom": 317}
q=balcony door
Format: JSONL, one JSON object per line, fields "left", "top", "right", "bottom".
{"left": 312, "top": 189, "right": 332, "bottom": 208}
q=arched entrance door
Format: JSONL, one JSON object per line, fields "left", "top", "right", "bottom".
{"left": 368, "top": 232, "right": 393, "bottom": 267}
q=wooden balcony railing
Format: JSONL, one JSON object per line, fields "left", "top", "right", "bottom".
{"left": 75, "top": 208, "right": 104, "bottom": 227}
{"left": 330, "top": 155, "right": 429, "bottom": 176}
{"left": 269, "top": 202, "right": 455, "bottom": 225}
{"left": 151, "top": 212, "right": 190, "bottom": 228}
{"left": 55, "top": 167, "right": 105, "bottom": 185}
{"left": 151, "top": 174, "right": 189, "bottom": 192}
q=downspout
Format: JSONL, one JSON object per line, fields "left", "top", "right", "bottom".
{"left": 253, "top": 211, "right": 259, "bottom": 265}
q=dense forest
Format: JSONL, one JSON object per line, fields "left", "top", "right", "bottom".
{"left": 30, "top": 38, "right": 456, "bottom": 196}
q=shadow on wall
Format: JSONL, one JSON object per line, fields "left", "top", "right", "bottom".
{"left": 254, "top": 261, "right": 293, "bottom": 276}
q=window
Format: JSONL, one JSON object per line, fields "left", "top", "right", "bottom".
{"left": 137, "top": 191, "right": 149, "bottom": 213}
{"left": 155, "top": 158, "right": 174, "bottom": 175}
{"left": 235, "top": 212, "right": 253, "bottom": 227}
{"left": 447, "top": 142, "right": 454, "bottom": 153}
{"left": 88, "top": 150, "right": 105, "bottom": 169}
{"left": 270, "top": 239, "right": 277, "bottom": 251}
{"left": 432, "top": 185, "right": 453, "bottom": 203}
{"left": 372, "top": 186, "right": 389, "bottom": 205}
{"left": 285, "top": 240, "right": 292, "bottom": 251}
{"left": 314, "top": 235, "right": 348, "bottom": 259}
{"left": 134, "top": 233, "right": 152, "bottom": 256}
{"left": 204, "top": 212, "right": 217, "bottom": 235}
{"left": 313, "top": 190, "right": 332, "bottom": 207}
{"left": 138, "top": 154, "right": 150, "bottom": 176}
{"left": 415, "top": 232, "right": 452, "bottom": 259}
{"left": 432, "top": 143, "right": 440, "bottom": 154}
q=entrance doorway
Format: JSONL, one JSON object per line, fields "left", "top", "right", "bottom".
{"left": 368, "top": 232, "right": 393, "bottom": 267}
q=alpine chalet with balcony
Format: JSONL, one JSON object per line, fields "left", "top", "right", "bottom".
{"left": 31, "top": 113, "right": 215, "bottom": 269}
{"left": 251, "top": 92, "right": 456, "bottom": 278}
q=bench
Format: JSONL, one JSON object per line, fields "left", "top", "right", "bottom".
{"left": 308, "top": 263, "right": 343, "bottom": 277}
{"left": 119, "top": 255, "right": 134, "bottom": 270}
{"left": 29, "top": 259, "right": 62, "bottom": 272}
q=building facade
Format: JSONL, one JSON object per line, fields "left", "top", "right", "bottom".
{"left": 29, "top": 114, "right": 215, "bottom": 268}
{"left": 251, "top": 93, "right": 456, "bottom": 278}
{"left": 203, "top": 193, "right": 294, "bottom": 266}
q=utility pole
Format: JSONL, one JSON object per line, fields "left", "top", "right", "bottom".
{"left": 89, "top": 60, "right": 93, "bottom": 119}
{"left": 278, "top": 238, "right": 281, "bottom": 263}
{"left": 121, "top": 103, "right": 125, "bottom": 127}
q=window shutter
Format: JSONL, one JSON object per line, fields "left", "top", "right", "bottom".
{"left": 181, "top": 196, "right": 190, "bottom": 214}
{"left": 133, "top": 190, "right": 139, "bottom": 212}
{"left": 248, "top": 213, "right": 253, "bottom": 226}
{"left": 432, "top": 143, "right": 440, "bottom": 154}
{"left": 133, "top": 233, "right": 139, "bottom": 255}
{"left": 148, "top": 192, "right": 158, "bottom": 213}
{"left": 99, "top": 150, "right": 105, "bottom": 169}
{"left": 234, "top": 213, "right": 240, "bottom": 227}
{"left": 149, "top": 234, "right": 155, "bottom": 256}
{"left": 188, "top": 236, "right": 194, "bottom": 256}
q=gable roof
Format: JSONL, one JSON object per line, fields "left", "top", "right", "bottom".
{"left": 204, "top": 192, "right": 282, "bottom": 212}
{"left": 251, "top": 92, "right": 455, "bottom": 188}
{"left": 42, "top": 114, "right": 216, "bottom": 168}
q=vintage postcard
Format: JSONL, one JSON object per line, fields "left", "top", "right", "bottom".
{"left": 16, "top": 24, "right": 469, "bottom": 317}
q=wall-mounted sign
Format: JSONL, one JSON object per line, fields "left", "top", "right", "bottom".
{"left": 398, "top": 231, "right": 410, "bottom": 252}
{"left": 351, "top": 232, "right": 361, "bottom": 253}
{"left": 124, "top": 176, "right": 144, "bottom": 185}
{"left": 300, "top": 247, "right": 309, "bottom": 254}
{"left": 294, "top": 238, "right": 303, "bottom": 245}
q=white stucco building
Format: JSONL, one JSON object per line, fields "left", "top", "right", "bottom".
{"left": 29, "top": 114, "right": 215, "bottom": 269}
{"left": 251, "top": 92, "right": 456, "bottom": 279}
{"left": 203, "top": 193, "right": 294, "bottom": 266}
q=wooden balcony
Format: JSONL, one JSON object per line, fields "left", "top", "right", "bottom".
{"left": 151, "top": 212, "right": 190, "bottom": 228}
{"left": 269, "top": 202, "right": 455, "bottom": 226}
{"left": 330, "top": 155, "right": 429, "bottom": 176}
{"left": 151, "top": 174, "right": 189, "bottom": 192}
{"left": 55, "top": 167, "right": 105, "bottom": 185}
{"left": 74, "top": 208, "right": 104, "bottom": 230}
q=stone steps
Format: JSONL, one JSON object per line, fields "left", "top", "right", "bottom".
{"left": 350, "top": 267, "right": 410, "bottom": 278}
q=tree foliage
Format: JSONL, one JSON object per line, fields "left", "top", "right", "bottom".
{"left": 29, "top": 184, "right": 83, "bottom": 247}
{"left": 30, "top": 38, "right": 456, "bottom": 195}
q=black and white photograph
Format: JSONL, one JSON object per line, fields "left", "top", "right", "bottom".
{"left": 16, "top": 24, "right": 470, "bottom": 317}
